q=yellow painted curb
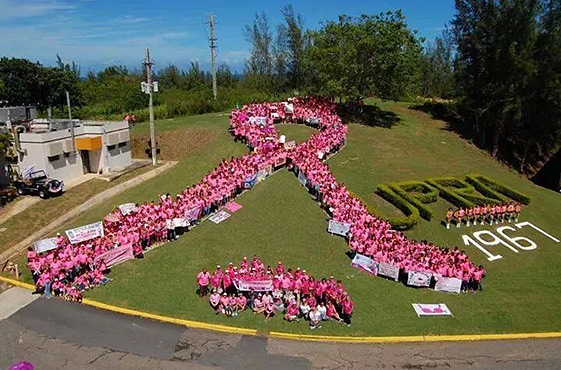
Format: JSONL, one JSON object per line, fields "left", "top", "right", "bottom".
{"left": 2, "top": 275, "right": 561, "bottom": 343}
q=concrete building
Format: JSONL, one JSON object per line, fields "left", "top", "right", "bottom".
{"left": 16, "top": 120, "right": 132, "bottom": 183}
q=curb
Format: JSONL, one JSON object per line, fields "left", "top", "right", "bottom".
{"left": 2, "top": 276, "right": 561, "bottom": 343}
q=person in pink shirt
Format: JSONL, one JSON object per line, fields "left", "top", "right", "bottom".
{"left": 197, "top": 268, "right": 211, "bottom": 298}
{"left": 209, "top": 290, "right": 221, "bottom": 313}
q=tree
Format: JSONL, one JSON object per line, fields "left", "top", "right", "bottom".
{"left": 158, "top": 64, "right": 185, "bottom": 90}
{"left": 307, "top": 11, "right": 424, "bottom": 101}
{"left": 421, "top": 27, "right": 456, "bottom": 98}
{"left": 453, "top": 0, "right": 542, "bottom": 161}
{"left": 244, "top": 12, "right": 274, "bottom": 89}
{"left": 0, "top": 58, "right": 44, "bottom": 106}
{"left": 281, "top": 5, "right": 306, "bottom": 89}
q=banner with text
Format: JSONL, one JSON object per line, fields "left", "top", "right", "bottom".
{"left": 234, "top": 279, "right": 274, "bottom": 291}
{"left": 284, "top": 141, "right": 296, "bottom": 150}
{"left": 34, "top": 237, "right": 58, "bottom": 254}
{"left": 407, "top": 271, "right": 432, "bottom": 287}
{"left": 95, "top": 243, "right": 134, "bottom": 268}
{"left": 328, "top": 220, "right": 351, "bottom": 236}
{"left": 65, "top": 221, "right": 104, "bottom": 244}
{"left": 377, "top": 262, "right": 400, "bottom": 281}
{"left": 434, "top": 277, "right": 462, "bottom": 294}
{"left": 412, "top": 303, "right": 453, "bottom": 317}
{"left": 209, "top": 210, "right": 231, "bottom": 224}
{"left": 351, "top": 253, "right": 378, "bottom": 275}
{"left": 118, "top": 203, "right": 137, "bottom": 215}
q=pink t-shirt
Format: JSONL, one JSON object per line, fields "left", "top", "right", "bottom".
{"left": 197, "top": 272, "right": 210, "bottom": 286}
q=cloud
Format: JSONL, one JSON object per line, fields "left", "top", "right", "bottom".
{"left": 118, "top": 15, "right": 151, "bottom": 24}
{"left": 0, "top": 0, "right": 75, "bottom": 20}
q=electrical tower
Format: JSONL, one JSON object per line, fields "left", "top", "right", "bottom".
{"left": 208, "top": 14, "right": 218, "bottom": 100}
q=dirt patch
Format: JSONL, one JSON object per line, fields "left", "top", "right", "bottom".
{"left": 131, "top": 128, "right": 216, "bottom": 161}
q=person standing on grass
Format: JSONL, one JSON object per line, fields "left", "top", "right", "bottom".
{"left": 197, "top": 268, "right": 211, "bottom": 298}
{"left": 340, "top": 293, "right": 354, "bottom": 327}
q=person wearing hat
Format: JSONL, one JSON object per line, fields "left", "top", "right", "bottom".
{"left": 209, "top": 289, "right": 221, "bottom": 314}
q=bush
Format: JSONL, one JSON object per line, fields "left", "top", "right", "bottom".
{"left": 389, "top": 181, "right": 437, "bottom": 220}
{"left": 428, "top": 176, "right": 502, "bottom": 207}
{"left": 392, "top": 180, "right": 439, "bottom": 203}
{"left": 375, "top": 184, "right": 419, "bottom": 230}
{"left": 466, "top": 174, "right": 531, "bottom": 205}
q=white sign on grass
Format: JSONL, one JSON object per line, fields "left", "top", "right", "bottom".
{"left": 378, "top": 262, "right": 400, "bottom": 281}
{"left": 209, "top": 210, "right": 231, "bottom": 224}
{"left": 351, "top": 253, "right": 378, "bottom": 275}
{"left": 412, "top": 303, "right": 453, "bottom": 317}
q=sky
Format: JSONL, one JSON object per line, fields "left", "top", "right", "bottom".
{"left": 0, "top": 0, "right": 456, "bottom": 74}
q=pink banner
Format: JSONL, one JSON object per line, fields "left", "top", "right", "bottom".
{"left": 95, "top": 243, "right": 134, "bottom": 268}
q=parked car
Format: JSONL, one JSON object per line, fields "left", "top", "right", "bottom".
{"left": 14, "top": 170, "right": 65, "bottom": 199}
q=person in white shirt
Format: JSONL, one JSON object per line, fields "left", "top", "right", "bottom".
{"left": 299, "top": 298, "right": 311, "bottom": 319}
{"left": 317, "top": 301, "right": 327, "bottom": 321}
{"left": 309, "top": 306, "right": 322, "bottom": 329}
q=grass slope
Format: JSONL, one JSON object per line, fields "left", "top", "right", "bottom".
{"left": 15, "top": 104, "right": 561, "bottom": 336}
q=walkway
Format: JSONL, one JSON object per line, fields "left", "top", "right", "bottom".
{"left": 0, "top": 161, "right": 177, "bottom": 264}
{"left": 0, "top": 288, "right": 559, "bottom": 370}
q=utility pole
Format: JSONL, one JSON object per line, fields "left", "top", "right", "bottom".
{"left": 66, "top": 90, "right": 76, "bottom": 152}
{"left": 208, "top": 14, "right": 217, "bottom": 100}
{"left": 143, "top": 47, "right": 157, "bottom": 166}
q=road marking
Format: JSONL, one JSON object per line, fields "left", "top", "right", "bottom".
{"left": 2, "top": 276, "right": 561, "bottom": 343}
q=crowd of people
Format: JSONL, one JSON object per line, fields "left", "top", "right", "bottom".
{"left": 197, "top": 256, "right": 354, "bottom": 329}
{"left": 445, "top": 202, "right": 523, "bottom": 229}
{"left": 27, "top": 95, "right": 487, "bottom": 303}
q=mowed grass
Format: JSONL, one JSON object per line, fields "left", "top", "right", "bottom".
{"left": 0, "top": 165, "right": 152, "bottom": 254}
{"left": 15, "top": 105, "right": 561, "bottom": 336}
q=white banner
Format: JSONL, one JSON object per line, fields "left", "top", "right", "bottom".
{"left": 407, "top": 270, "right": 432, "bottom": 287}
{"left": 378, "top": 262, "right": 400, "bottom": 281}
{"left": 118, "top": 203, "right": 137, "bottom": 215}
{"left": 412, "top": 303, "right": 453, "bottom": 316}
{"left": 435, "top": 277, "right": 463, "bottom": 294}
{"left": 209, "top": 210, "right": 230, "bottom": 224}
{"left": 328, "top": 220, "right": 351, "bottom": 236}
{"left": 65, "top": 221, "right": 104, "bottom": 244}
{"left": 284, "top": 141, "right": 296, "bottom": 150}
{"left": 351, "top": 253, "right": 378, "bottom": 275}
{"left": 248, "top": 116, "right": 268, "bottom": 125}
{"left": 34, "top": 237, "right": 58, "bottom": 254}
{"left": 234, "top": 279, "right": 273, "bottom": 291}
{"left": 173, "top": 217, "right": 188, "bottom": 228}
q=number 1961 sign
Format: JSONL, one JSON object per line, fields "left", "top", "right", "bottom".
{"left": 462, "top": 222, "right": 560, "bottom": 261}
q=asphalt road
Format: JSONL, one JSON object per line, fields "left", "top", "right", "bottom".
{"left": 1, "top": 296, "right": 560, "bottom": 370}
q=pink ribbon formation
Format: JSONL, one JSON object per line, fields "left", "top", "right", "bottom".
{"left": 28, "top": 96, "right": 481, "bottom": 300}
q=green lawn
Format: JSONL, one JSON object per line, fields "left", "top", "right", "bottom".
{"left": 15, "top": 104, "right": 561, "bottom": 336}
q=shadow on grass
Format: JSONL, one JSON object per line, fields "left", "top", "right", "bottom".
{"left": 338, "top": 104, "right": 401, "bottom": 128}
{"left": 410, "top": 101, "right": 480, "bottom": 146}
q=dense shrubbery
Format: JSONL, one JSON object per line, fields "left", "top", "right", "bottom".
{"left": 389, "top": 181, "right": 437, "bottom": 220}
{"left": 375, "top": 184, "right": 419, "bottom": 230}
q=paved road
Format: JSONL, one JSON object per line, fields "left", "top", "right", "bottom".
{"left": 1, "top": 293, "right": 560, "bottom": 370}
